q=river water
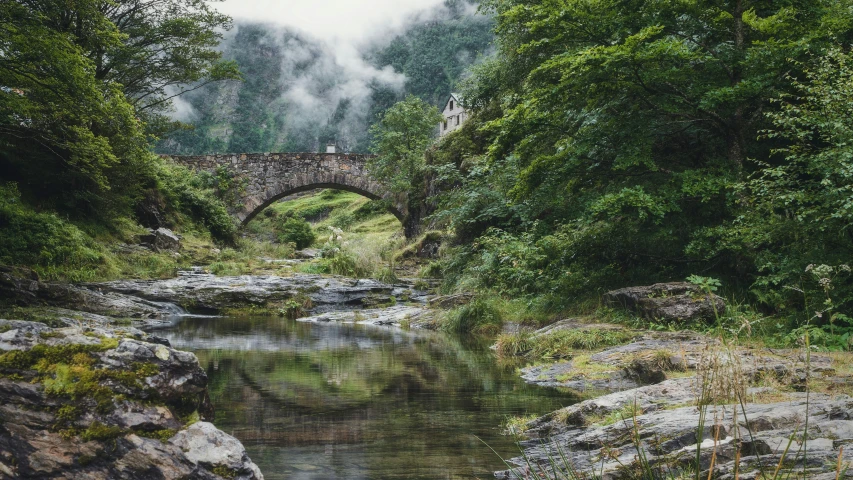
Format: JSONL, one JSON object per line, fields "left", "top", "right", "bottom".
{"left": 162, "top": 315, "right": 574, "bottom": 479}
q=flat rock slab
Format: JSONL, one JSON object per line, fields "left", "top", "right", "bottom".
{"left": 298, "top": 305, "right": 434, "bottom": 327}
{"left": 88, "top": 274, "right": 429, "bottom": 314}
{"left": 499, "top": 382, "right": 853, "bottom": 479}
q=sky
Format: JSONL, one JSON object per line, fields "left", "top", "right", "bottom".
{"left": 216, "top": 0, "right": 447, "bottom": 42}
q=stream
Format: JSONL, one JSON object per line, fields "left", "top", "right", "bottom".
{"left": 159, "top": 313, "right": 574, "bottom": 479}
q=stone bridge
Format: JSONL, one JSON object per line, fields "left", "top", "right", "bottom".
{"left": 165, "top": 153, "right": 414, "bottom": 235}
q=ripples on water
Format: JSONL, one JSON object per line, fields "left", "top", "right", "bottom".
{"left": 163, "top": 316, "right": 575, "bottom": 479}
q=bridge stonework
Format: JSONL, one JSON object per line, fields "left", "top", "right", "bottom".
{"left": 165, "top": 153, "right": 411, "bottom": 234}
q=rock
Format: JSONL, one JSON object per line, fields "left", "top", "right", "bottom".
{"left": 298, "top": 305, "right": 435, "bottom": 327}
{"left": 502, "top": 327, "right": 852, "bottom": 479}
{"left": 497, "top": 388, "right": 853, "bottom": 479}
{"left": 139, "top": 228, "right": 181, "bottom": 252}
{"left": 0, "top": 320, "right": 263, "bottom": 479}
{"left": 428, "top": 293, "right": 474, "bottom": 310}
{"left": 293, "top": 248, "right": 320, "bottom": 259}
{"left": 0, "top": 265, "right": 41, "bottom": 305}
{"left": 89, "top": 274, "right": 425, "bottom": 315}
{"left": 0, "top": 267, "right": 184, "bottom": 321}
{"left": 171, "top": 422, "right": 265, "bottom": 480}
{"left": 603, "top": 282, "right": 726, "bottom": 322}
{"left": 135, "top": 191, "right": 166, "bottom": 229}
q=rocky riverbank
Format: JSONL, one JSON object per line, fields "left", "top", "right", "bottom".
{"left": 1, "top": 265, "right": 429, "bottom": 323}
{"left": 0, "top": 319, "right": 263, "bottom": 479}
{"left": 499, "top": 323, "right": 853, "bottom": 479}
{"left": 0, "top": 265, "right": 441, "bottom": 478}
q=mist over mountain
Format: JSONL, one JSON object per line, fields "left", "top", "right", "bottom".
{"left": 156, "top": 0, "right": 492, "bottom": 155}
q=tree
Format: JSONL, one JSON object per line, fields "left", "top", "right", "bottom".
{"left": 741, "top": 49, "right": 853, "bottom": 314}
{"left": 27, "top": 0, "right": 241, "bottom": 123}
{"left": 368, "top": 95, "right": 442, "bottom": 194}
{"left": 431, "top": 0, "right": 853, "bottom": 306}
{"left": 0, "top": 1, "right": 142, "bottom": 197}
{"left": 0, "top": 0, "right": 239, "bottom": 217}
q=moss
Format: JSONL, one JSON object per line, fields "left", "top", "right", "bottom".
{"left": 210, "top": 465, "right": 239, "bottom": 479}
{"left": 135, "top": 428, "right": 178, "bottom": 443}
{"left": 80, "top": 421, "right": 124, "bottom": 441}
{"left": 183, "top": 410, "right": 201, "bottom": 426}
{"left": 0, "top": 338, "right": 163, "bottom": 417}
{"left": 55, "top": 405, "right": 80, "bottom": 422}
{"left": 0, "top": 337, "right": 116, "bottom": 372}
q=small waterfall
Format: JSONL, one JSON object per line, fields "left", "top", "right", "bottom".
{"left": 149, "top": 301, "right": 188, "bottom": 316}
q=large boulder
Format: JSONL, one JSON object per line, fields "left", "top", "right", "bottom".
{"left": 0, "top": 320, "right": 263, "bottom": 479}
{"left": 139, "top": 228, "right": 181, "bottom": 252}
{"left": 603, "top": 282, "right": 726, "bottom": 322}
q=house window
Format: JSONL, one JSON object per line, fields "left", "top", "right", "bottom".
{"left": 443, "top": 120, "right": 447, "bottom": 130}
{"left": 456, "top": 115, "right": 460, "bottom": 126}
{"left": 450, "top": 100, "right": 454, "bottom": 111}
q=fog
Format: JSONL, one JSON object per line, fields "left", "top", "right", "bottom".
{"left": 161, "top": 0, "right": 490, "bottom": 153}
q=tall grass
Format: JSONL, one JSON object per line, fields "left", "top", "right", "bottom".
{"left": 485, "top": 281, "right": 850, "bottom": 480}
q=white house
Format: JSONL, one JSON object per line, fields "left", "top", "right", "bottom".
{"left": 439, "top": 93, "right": 466, "bottom": 137}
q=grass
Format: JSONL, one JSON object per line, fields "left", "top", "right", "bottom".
{"left": 502, "top": 414, "right": 539, "bottom": 437}
{"left": 553, "top": 354, "right": 614, "bottom": 382}
{"left": 244, "top": 189, "right": 410, "bottom": 280}
{"left": 495, "top": 328, "right": 635, "bottom": 359}
{"left": 488, "top": 283, "right": 853, "bottom": 480}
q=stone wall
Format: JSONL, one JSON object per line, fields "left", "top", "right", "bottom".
{"left": 165, "top": 152, "right": 408, "bottom": 228}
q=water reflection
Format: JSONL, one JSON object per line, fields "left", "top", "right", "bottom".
{"left": 163, "top": 316, "right": 575, "bottom": 479}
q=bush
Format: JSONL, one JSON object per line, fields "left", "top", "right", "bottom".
{"left": 320, "top": 189, "right": 346, "bottom": 200}
{"left": 154, "top": 160, "right": 236, "bottom": 242}
{"left": 441, "top": 296, "right": 504, "bottom": 335}
{"left": 297, "top": 205, "right": 332, "bottom": 222}
{"left": 327, "top": 211, "right": 356, "bottom": 231}
{"left": 276, "top": 217, "right": 315, "bottom": 249}
{"left": 0, "top": 183, "right": 113, "bottom": 281}
{"left": 353, "top": 200, "right": 390, "bottom": 220}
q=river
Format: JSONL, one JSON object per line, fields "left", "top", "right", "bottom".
{"left": 161, "top": 314, "right": 575, "bottom": 479}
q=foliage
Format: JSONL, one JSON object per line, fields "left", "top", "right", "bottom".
{"left": 369, "top": 95, "right": 443, "bottom": 195}
{"left": 740, "top": 49, "right": 853, "bottom": 319}
{"left": 0, "top": 0, "right": 238, "bottom": 220}
{"left": 0, "top": 0, "right": 148, "bottom": 216}
{"left": 0, "top": 184, "right": 112, "bottom": 281}
{"left": 441, "top": 296, "right": 504, "bottom": 335}
{"left": 495, "top": 328, "right": 635, "bottom": 359}
{"left": 276, "top": 217, "right": 316, "bottom": 250}
{"left": 153, "top": 160, "right": 237, "bottom": 241}
{"left": 430, "top": 0, "right": 853, "bottom": 324}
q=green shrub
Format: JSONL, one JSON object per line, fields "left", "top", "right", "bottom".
{"left": 320, "top": 189, "right": 346, "bottom": 200}
{"left": 327, "top": 211, "right": 356, "bottom": 230}
{"left": 442, "top": 297, "right": 504, "bottom": 335}
{"left": 154, "top": 160, "right": 236, "bottom": 242}
{"left": 276, "top": 217, "right": 316, "bottom": 249}
{"left": 296, "top": 205, "right": 332, "bottom": 222}
{"left": 0, "top": 183, "right": 113, "bottom": 281}
{"left": 353, "top": 200, "right": 390, "bottom": 220}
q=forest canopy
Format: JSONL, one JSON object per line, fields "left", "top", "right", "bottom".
{"left": 427, "top": 0, "right": 853, "bottom": 344}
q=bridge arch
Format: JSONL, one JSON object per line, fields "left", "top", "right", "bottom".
{"left": 165, "top": 152, "right": 410, "bottom": 233}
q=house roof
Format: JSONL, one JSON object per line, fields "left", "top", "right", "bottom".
{"left": 444, "top": 93, "right": 464, "bottom": 109}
